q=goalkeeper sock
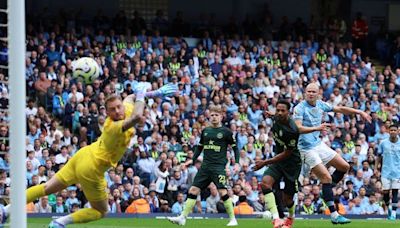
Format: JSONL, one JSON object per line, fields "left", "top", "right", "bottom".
{"left": 69, "top": 208, "right": 102, "bottom": 224}
{"left": 55, "top": 214, "right": 74, "bottom": 225}
{"left": 263, "top": 189, "right": 279, "bottom": 220}
{"left": 26, "top": 184, "right": 46, "bottom": 203}
{"left": 182, "top": 194, "right": 197, "bottom": 218}
{"left": 222, "top": 194, "right": 235, "bottom": 220}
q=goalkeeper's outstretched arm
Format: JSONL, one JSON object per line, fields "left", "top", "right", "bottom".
{"left": 122, "top": 93, "right": 145, "bottom": 132}
{"left": 121, "top": 84, "right": 178, "bottom": 132}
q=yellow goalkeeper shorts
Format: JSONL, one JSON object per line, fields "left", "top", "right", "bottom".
{"left": 55, "top": 146, "right": 109, "bottom": 202}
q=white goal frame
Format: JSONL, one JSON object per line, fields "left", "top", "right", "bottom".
{"left": 8, "top": 0, "right": 26, "bottom": 227}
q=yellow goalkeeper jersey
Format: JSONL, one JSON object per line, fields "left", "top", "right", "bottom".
{"left": 90, "top": 102, "right": 135, "bottom": 167}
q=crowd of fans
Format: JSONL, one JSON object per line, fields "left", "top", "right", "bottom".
{"left": 0, "top": 8, "right": 400, "bottom": 216}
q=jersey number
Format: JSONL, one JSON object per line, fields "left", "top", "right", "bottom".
{"left": 218, "top": 175, "right": 226, "bottom": 184}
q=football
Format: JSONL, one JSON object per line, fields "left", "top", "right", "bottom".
{"left": 72, "top": 57, "right": 100, "bottom": 84}
{"left": 262, "top": 210, "right": 272, "bottom": 220}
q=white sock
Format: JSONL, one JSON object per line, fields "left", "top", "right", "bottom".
{"left": 330, "top": 211, "right": 339, "bottom": 219}
{"left": 55, "top": 215, "right": 74, "bottom": 225}
{"left": 3, "top": 205, "right": 10, "bottom": 217}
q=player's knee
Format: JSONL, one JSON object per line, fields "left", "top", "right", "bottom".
{"left": 99, "top": 210, "right": 107, "bottom": 218}
{"left": 93, "top": 206, "right": 108, "bottom": 217}
{"left": 187, "top": 193, "right": 197, "bottom": 200}
{"left": 341, "top": 162, "right": 350, "bottom": 172}
{"left": 221, "top": 194, "right": 229, "bottom": 201}
{"left": 261, "top": 187, "right": 273, "bottom": 195}
{"left": 261, "top": 180, "right": 273, "bottom": 191}
{"left": 189, "top": 186, "right": 200, "bottom": 196}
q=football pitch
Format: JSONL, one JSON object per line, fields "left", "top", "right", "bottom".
{"left": 26, "top": 218, "right": 399, "bottom": 228}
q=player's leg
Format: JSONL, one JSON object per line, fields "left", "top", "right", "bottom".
{"left": 2, "top": 160, "right": 73, "bottom": 222}
{"left": 51, "top": 194, "right": 107, "bottom": 227}
{"left": 312, "top": 164, "right": 335, "bottom": 211}
{"left": 195, "top": 195, "right": 202, "bottom": 213}
{"left": 326, "top": 154, "right": 350, "bottom": 185}
{"left": 388, "top": 179, "right": 400, "bottom": 220}
{"left": 29, "top": 175, "right": 68, "bottom": 203}
{"left": 65, "top": 199, "right": 108, "bottom": 224}
{"left": 213, "top": 170, "right": 236, "bottom": 226}
{"left": 262, "top": 166, "right": 285, "bottom": 228}
{"left": 29, "top": 152, "right": 80, "bottom": 204}
{"left": 272, "top": 182, "right": 285, "bottom": 219}
{"left": 381, "top": 178, "right": 392, "bottom": 218}
{"left": 281, "top": 179, "right": 297, "bottom": 228}
{"left": 217, "top": 188, "right": 237, "bottom": 226}
{"left": 182, "top": 186, "right": 201, "bottom": 217}
{"left": 262, "top": 167, "right": 280, "bottom": 220}
{"left": 181, "top": 170, "right": 209, "bottom": 218}
{"left": 382, "top": 177, "right": 392, "bottom": 217}
{"left": 312, "top": 163, "right": 349, "bottom": 224}
{"left": 167, "top": 185, "right": 200, "bottom": 226}
{"left": 51, "top": 151, "right": 109, "bottom": 227}
{"left": 307, "top": 144, "right": 350, "bottom": 224}
{"left": 168, "top": 169, "right": 208, "bottom": 225}
{"left": 391, "top": 188, "right": 398, "bottom": 219}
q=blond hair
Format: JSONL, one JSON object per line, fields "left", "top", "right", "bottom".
{"left": 209, "top": 104, "right": 222, "bottom": 113}
{"left": 105, "top": 94, "right": 121, "bottom": 110}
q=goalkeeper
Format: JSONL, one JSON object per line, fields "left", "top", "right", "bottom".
{"left": 1, "top": 84, "right": 178, "bottom": 228}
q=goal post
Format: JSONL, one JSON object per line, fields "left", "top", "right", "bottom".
{"left": 8, "top": 0, "right": 26, "bottom": 227}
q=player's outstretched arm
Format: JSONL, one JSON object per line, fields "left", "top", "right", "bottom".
{"left": 333, "top": 106, "right": 372, "bottom": 123}
{"left": 121, "top": 84, "right": 178, "bottom": 131}
{"left": 253, "top": 149, "right": 293, "bottom": 171}
{"left": 294, "top": 120, "right": 331, "bottom": 134}
{"left": 145, "top": 83, "right": 178, "bottom": 98}
{"left": 122, "top": 90, "right": 146, "bottom": 132}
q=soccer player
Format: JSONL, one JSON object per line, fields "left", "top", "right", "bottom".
{"left": 293, "top": 83, "right": 371, "bottom": 224}
{"left": 168, "top": 104, "right": 240, "bottom": 226}
{"left": 0, "top": 84, "right": 178, "bottom": 227}
{"left": 253, "top": 100, "right": 301, "bottom": 228}
{"left": 376, "top": 124, "right": 400, "bottom": 220}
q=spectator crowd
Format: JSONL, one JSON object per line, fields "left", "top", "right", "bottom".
{"left": 0, "top": 8, "right": 400, "bottom": 217}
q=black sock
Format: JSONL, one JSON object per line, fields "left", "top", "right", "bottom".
{"left": 322, "top": 183, "right": 335, "bottom": 213}
{"left": 274, "top": 189, "right": 285, "bottom": 219}
{"left": 393, "top": 190, "right": 398, "bottom": 211}
{"left": 286, "top": 201, "right": 294, "bottom": 208}
{"left": 331, "top": 170, "right": 346, "bottom": 185}
{"left": 383, "top": 193, "right": 390, "bottom": 207}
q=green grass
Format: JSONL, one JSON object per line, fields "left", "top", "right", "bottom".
{"left": 26, "top": 218, "right": 399, "bottom": 228}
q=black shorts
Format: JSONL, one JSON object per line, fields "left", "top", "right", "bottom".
{"left": 264, "top": 164, "right": 300, "bottom": 196}
{"left": 192, "top": 167, "right": 227, "bottom": 190}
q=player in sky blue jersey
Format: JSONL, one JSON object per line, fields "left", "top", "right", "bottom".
{"left": 376, "top": 124, "right": 400, "bottom": 220}
{"left": 293, "top": 83, "right": 371, "bottom": 225}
